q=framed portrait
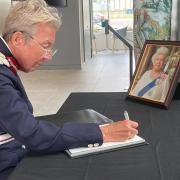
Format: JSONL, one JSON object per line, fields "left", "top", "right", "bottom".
{"left": 127, "top": 40, "right": 180, "bottom": 109}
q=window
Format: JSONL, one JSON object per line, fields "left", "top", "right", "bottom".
{"left": 92, "top": 0, "right": 133, "bottom": 32}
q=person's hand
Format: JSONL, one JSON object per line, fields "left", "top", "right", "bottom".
{"left": 99, "top": 120, "right": 138, "bottom": 143}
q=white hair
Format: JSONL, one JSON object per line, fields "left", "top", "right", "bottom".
{"left": 151, "top": 46, "right": 170, "bottom": 64}
{"left": 2, "top": 0, "right": 62, "bottom": 42}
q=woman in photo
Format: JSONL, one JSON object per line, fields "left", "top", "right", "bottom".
{"left": 131, "top": 46, "right": 170, "bottom": 102}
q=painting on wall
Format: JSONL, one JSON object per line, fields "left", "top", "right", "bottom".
{"left": 133, "top": 0, "right": 172, "bottom": 62}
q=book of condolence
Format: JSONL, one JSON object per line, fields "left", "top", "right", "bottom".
{"left": 65, "top": 135, "right": 146, "bottom": 158}
{"left": 37, "top": 109, "right": 147, "bottom": 158}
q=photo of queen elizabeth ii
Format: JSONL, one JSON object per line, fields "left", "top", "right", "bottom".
{"left": 128, "top": 41, "right": 180, "bottom": 108}
{"left": 130, "top": 46, "right": 170, "bottom": 102}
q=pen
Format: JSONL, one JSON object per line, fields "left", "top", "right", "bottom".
{"left": 124, "top": 110, "right": 130, "bottom": 120}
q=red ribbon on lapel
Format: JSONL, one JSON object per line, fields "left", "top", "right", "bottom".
{"left": 6, "top": 56, "right": 20, "bottom": 75}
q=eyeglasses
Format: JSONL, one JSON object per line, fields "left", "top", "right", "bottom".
{"left": 24, "top": 33, "right": 58, "bottom": 57}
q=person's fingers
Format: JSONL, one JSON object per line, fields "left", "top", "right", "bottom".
{"left": 108, "top": 127, "right": 138, "bottom": 141}
{"left": 115, "top": 128, "right": 138, "bottom": 137}
{"left": 105, "top": 132, "right": 129, "bottom": 142}
{"left": 116, "top": 119, "right": 138, "bottom": 128}
{"left": 124, "top": 119, "right": 139, "bottom": 128}
{"left": 108, "top": 121, "right": 138, "bottom": 134}
{"left": 131, "top": 128, "right": 138, "bottom": 136}
{"left": 100, "top": 120, "right": 139, "bottom": 142}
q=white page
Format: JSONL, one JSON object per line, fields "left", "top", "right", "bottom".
{"left": 66, "top": 135, "right": 146, "bottom": 157}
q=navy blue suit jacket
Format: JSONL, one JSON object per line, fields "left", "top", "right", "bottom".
{"left": 0, "top": 37, "right": 103, "bottom": 173}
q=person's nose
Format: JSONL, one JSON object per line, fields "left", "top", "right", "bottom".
{"left": 156, "top": 60, "right": 161, "bottom": 65}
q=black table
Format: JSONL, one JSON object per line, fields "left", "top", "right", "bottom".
{"left": 8, "top": 92, "right": 180, "bottom": 180}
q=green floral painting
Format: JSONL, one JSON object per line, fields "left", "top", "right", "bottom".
{"left": 134, "top": 0, "right": 172, "bottom": 52}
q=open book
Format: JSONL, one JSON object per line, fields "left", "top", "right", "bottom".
{"left": 65, "top": 135, "right": 146, "bottom": 158}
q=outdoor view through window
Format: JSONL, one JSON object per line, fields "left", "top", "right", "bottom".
{"left": 92, "top": 0, "right": 133, "bottom": 52}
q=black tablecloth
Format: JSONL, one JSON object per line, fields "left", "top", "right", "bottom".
{"left": 8, "top": 92, "right": 180, "bottom": 180}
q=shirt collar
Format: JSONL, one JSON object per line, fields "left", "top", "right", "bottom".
{"left": 0, "top": 36, "right": 13, "bottom": 56}
{"left": 0, "top": 36, "right": 20, "bottom": 74}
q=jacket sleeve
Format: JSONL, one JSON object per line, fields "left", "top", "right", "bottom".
{"left": 0, "top": 74, "right": 103, "bottom": 153}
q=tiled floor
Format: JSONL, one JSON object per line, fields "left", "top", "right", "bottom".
{"left": 19, "top": 50, "right": 131, "bottom": 116}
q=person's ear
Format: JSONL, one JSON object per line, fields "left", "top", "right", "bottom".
{"left": 11, "top": 31, "right": 26, "bottom": 47}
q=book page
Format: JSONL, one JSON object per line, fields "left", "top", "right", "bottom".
{"left": 66, "top": 135, "right": 146, "bottom": 157}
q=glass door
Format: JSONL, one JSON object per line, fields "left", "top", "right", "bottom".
{"left": 92, "top": 0, "right": 108, "bottom": 53}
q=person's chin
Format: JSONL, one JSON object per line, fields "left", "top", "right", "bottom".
{"left": 31, "top": 63, "right": 42, "bottom": 71}
{"left": 154, "top": 67, "right": 161, "bottom": 71}
{"left": 27, "top": 66, "right": 39, "bottom": 72}
{"left": 31, "top": 66, "right": 39, "bottom": 72}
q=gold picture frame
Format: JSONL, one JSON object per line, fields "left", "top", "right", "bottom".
{"left": 127, "top": 40, "right": 180, "bottom": 109}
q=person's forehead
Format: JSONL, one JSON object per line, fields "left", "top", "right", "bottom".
{"left": 33, "top": 23, "right": 56, "bottom": 34}
{"left": 33, "top": 23, "right": 57, "bottom": 41}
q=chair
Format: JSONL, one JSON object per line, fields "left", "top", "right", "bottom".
{"left": 112, "top": 26, "right": 128, "bottom": 52}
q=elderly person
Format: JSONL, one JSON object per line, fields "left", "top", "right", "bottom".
{"left": 0, "top": 0, "right": 138, "bottom": 179}
{"left": 131, "top": 46, "right": 170, "bottom": 102}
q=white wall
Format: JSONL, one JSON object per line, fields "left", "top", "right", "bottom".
{"left": 0, "top": 0, "right": 11, "bottom": 35}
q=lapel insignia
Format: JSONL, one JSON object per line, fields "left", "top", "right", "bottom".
{"left": 0, "top": 52, "right": 10, "bottom": 67}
